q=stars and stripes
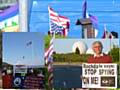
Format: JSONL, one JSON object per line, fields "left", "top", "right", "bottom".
{"left": 48, "top": 6, "right": 70, "bottom": 37}
{"left": 44, "top": 37, "right": 54, "bottom": 87}
{"left": 50, "top": 21, "right": 63, "bottom": 35}
{"left": 45, "top": 38, "right": 54, "bottom": 65}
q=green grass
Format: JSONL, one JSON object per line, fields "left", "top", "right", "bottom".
{"left": 109, "top": 88, "right": 120, "bottom": 90}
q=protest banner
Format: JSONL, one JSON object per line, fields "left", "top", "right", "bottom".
{"left": 82, "top": 63, "right": 117, "bottom": 88}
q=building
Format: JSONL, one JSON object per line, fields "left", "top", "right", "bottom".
{"left": 76, "top": 18, "right": 95, "bottom": 38}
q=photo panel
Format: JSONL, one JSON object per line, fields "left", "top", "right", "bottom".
{"left": 0, "top": 32, "right": 2, "bottom": 88}
{"left": 53, "top": 39, "right": 119, "bottom": 89}
{"left": 2, "top": 65, "right": 47, "bottom": 89}
{"left": 0, "top": 0, "right": 19, "bottom": 32}
{"left": 0, "top": 0, "right": 120, "bottom": 89}
{"left": 2, "top": 32, "right": 46, "bottom": 89}
{"left": 53, "top": 39, "right": 119, "bottom": 63}
{"left": 2, "top": 32, "right": 45, "bottom": 66}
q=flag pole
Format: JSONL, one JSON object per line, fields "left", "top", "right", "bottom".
{"left": 48, "top": 6, "right": 52, "bottom": 37}
{"left": 110, "top": 37, "right": 112, "bottom": 57}
{"left": 104, "top": 24, "right": 107, "bottom": 39}
{"left": 53, "top": 31, "right": 56, "bottom": 39}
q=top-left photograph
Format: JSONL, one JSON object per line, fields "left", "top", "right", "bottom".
{"left": 0, "top": 0, "right": 19, "bottom": 32}
{"left": 0, "top": 0, "right": 33, "bottom": 32}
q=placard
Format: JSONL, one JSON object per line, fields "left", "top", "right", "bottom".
{"left": 82, "top": 63, "right": 117, "bottom": 88}
{"left": 13, "top": 65, "right": 27, "bottom": 74}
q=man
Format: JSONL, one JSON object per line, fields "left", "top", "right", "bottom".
{"left": 87, "top": 41, "right": 112, "bottom": 63}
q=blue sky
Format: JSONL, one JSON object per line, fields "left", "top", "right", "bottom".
{"left": 3, "top": 32, "right": 45, "bottom": 66}
{"left": 30, "top": 0, "right": 120, "bottom": 40}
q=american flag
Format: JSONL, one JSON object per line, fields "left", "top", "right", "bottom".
{"left": 44, "top": 37, "right": 54, "bottom": 87}
{"left": 50, "top": 21, "right": 63, "bottom": 35}
{"left": 45, "top": 37, "right": 54, "bottom": 64}
{"left": 48, "top": 6, "right": 70, "bottom": 37}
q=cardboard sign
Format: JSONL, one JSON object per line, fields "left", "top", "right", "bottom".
{"left": 82, "top": 63, "right": 117, "bottom": 88}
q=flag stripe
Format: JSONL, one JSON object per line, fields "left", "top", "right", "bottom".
{"left": 48, "top": 6, "right": 70, "bottom": 37}
{"left": 45, "top": 44, "right": 53, "bottom": 59}
{"left": 44, "top": 37, "right": 54, "bottom": 87}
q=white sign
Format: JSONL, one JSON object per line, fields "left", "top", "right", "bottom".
{"left": 82, "top": 63, "right": 117, "bottom": 88}
{"left": 13, "top": 65, "right": 27, "bottom": 74}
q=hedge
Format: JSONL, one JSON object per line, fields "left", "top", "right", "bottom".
{"left": 53, "top": 53, "right": 91, "bottom": 63}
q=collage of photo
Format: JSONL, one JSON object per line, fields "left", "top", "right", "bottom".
{"left": 0, "top": 0, "right": 120, "bottom": 90}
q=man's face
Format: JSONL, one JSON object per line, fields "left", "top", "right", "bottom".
{"left": 92, "top": 43, "right": 102, "bottom": 55}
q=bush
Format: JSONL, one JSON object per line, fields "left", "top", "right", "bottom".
{"left": 53, "top": 53, "right": 91, "bottom": 63}
{"left": 108, "top": 47, "right": 119, "bottom": 63}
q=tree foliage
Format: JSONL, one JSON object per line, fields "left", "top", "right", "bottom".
{"left": 108, "top": 47, "right": 119, "bottom": 63}
{"left": 53, "top": 53, "right": 91, "bottom": 63}
{"left": 53, "top": 47, "right": 120, "bottom": 63}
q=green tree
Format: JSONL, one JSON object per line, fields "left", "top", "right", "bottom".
{"left": 53, "top": 53, "right": 91, "bottom": 63}
{"left": 108, "top": 47, "right": 119, "bottom": 63}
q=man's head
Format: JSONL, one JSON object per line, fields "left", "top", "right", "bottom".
{"left": 92, "top": 41, "right": 103, "bottom": 55}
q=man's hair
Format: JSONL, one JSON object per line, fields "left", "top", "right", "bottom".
{"left": 92, "top": 41, "right": 103, "bottom": 49}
